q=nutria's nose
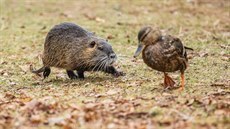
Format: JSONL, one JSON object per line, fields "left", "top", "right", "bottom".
{"left": 110, "top": 53, "right": 116, "bottom": 59}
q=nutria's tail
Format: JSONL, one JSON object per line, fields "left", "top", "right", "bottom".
{"left": 30, "top": 66, "right": 46, "bottom": 74}
{"left": 30, "top": 65, "right": 51, "bottom": 78}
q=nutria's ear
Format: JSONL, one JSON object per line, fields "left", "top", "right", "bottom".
{"left": 89, "top": 41, "right": 96, "bottom": 48}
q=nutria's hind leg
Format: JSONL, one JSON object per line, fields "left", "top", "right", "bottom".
{"left": 66, "top": 70, "right": 78, "bottom": 79}
{"left": 43, "top": 67, "right": 51, "bottom": 79}
{"left": 77, "top": 70, "right": 85, "bottom": 79}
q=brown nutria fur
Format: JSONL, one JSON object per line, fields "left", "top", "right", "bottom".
{"left": 32, "top": 22, "right": 124, "bottom": 79}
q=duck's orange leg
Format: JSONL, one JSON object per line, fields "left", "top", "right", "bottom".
{"left": 164, "top": 72, "right": 175, "bottom": 88}
{"left": 179, "top": 72, "right": 185, "bottom": 91}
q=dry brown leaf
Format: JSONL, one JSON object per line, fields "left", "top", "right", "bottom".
{"left": 199, "top": 51, "right": 209, "bottom": 57}
{"left": 48, "top": 115, "right": 69, "bottom": 125}
{"left": 22, "top": 99, "right": 41, "bottom": 111}
{"left": 19, "top": 65, "right": 29, "bottom": 73}
{"left": 107, "top": 35, "right": 114, "bottom": 40}
{"left": 4, "top": 93, "right": 15, "bottom": 100}
{"left": 95, "top": 17, "right": 105, "bottom": 23}
{"left": 19, "top": 97, "right": 32, "bottom": 103}
{"left": 30, "top": 114, "right": 42, "bottom": 124}
{"left": 106, "top": 89, "right": 120, "bottom": 95}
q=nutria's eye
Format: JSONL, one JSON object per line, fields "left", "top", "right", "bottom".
{"left": 98, "top": 46, "right": 103, "bottom": 51}
{"left": 89, "top": 41, "right": 96, "bottom": 48}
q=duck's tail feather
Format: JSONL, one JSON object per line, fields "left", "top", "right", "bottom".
{"left": 184, "top": 46, "right": 194, "bottom": 51}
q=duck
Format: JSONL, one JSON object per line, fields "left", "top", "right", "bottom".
{"left": 134, "top": 26, "right": 193, "bottom": 90}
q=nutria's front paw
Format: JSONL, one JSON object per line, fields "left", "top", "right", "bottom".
{"left": 113, "top": 71, "right": 125, "bottom": 77}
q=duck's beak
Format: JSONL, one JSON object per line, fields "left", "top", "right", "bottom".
{"left": 133, "top": 42, "right": 143, "bottom": 58}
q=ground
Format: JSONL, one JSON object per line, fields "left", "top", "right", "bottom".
{"left": 0, "top": 0, "right": 229, "bottom": 129}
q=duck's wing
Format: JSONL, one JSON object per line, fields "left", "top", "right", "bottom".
{"left": 171, "top": 37, "right": 184, "bottom": 56}
{"left": 161, "top": 35, "right": 185, "bottom": 57}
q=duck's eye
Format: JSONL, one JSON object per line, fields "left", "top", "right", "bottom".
{"left": 98, "top": 46, "right": 103, "bottom": 51}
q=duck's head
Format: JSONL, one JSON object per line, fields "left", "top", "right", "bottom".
{"left": 134, "top": 26, "right": 161, "bottom": 58}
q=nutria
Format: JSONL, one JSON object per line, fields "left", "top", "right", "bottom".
{"left": 32, "top": 22, "right": 124, "bottom": 79}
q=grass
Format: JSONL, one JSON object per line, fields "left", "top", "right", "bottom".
{"left": 0, "top": 0, "right": 229, "bottom": 128}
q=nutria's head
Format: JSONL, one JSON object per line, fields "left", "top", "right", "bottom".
{"left": 134, "top": 26, "right": 162, "bottom": 58}
{"left": 80, "top": 37, "right": 117, "bottom": 71}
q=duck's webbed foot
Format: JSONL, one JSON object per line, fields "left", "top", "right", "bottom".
{"left": 66, "top": 70, "right": 78, "bottom": 79}
{"left": 103, "top": 66, "right": 125, "bottom": 77}
{"left": 164, "top": 72, "right": 176, "bottom": 88}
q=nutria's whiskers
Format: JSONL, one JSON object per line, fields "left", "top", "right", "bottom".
{"left": 97, "top": 58, "right": 107, "bottom": 72}
{"left": 104, "top": 60, "right": 109, "bottom": 71}
{"left": 92, "top": 56, "right": 107, "bottom": 71}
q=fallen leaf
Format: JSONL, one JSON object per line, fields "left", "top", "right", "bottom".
{"left": 22, "top": 99, "right": 41, "bottom": 110}
{"left": 9, "top": 81, "right": 17, "bottom": 86}
{"left": 30, "top": 114, "right": 42, "bottom": 124}
{"left": 20, "top": 25, "right": 25, "bottom": 29}
{"left": 214, "top": 110, "right": 226, "bottom": 115}
{"left": 107, "top": 35, "right": 114, "bottom": 39}
{"left": 106, "top": 89, "right": 119, "bottom": 95}
{"left": 19, "top": 65, "right": 28, "bottom": 73}
{"left": 211, "top": 83, "right": 225, "bottom": 87}
{"left": 59, "top": 12, "right": 73, "bottom": 18}
{"left": 95, "top": 17, "right": 105, "bottom": 23}
{"left": 199, "top": 51, "right": 208, "bottom": 57}
{"left": 48, "top": 115, "right": 69, "bottom": 125}
{"left": 4, "top": 93, "right": 15, "bottom": 100}
{"left": 19, "top": 97, "right": 32, "bottom": 103}
{"left": 83, "top": 13, "right": 96, "bottom": 20}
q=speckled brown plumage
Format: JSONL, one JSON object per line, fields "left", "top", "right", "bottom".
{"left": 134, "top": 26, "right": 193, "bottom": 90}
{"left": 142, "top": 35, "right": 188, "bottom": 73}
